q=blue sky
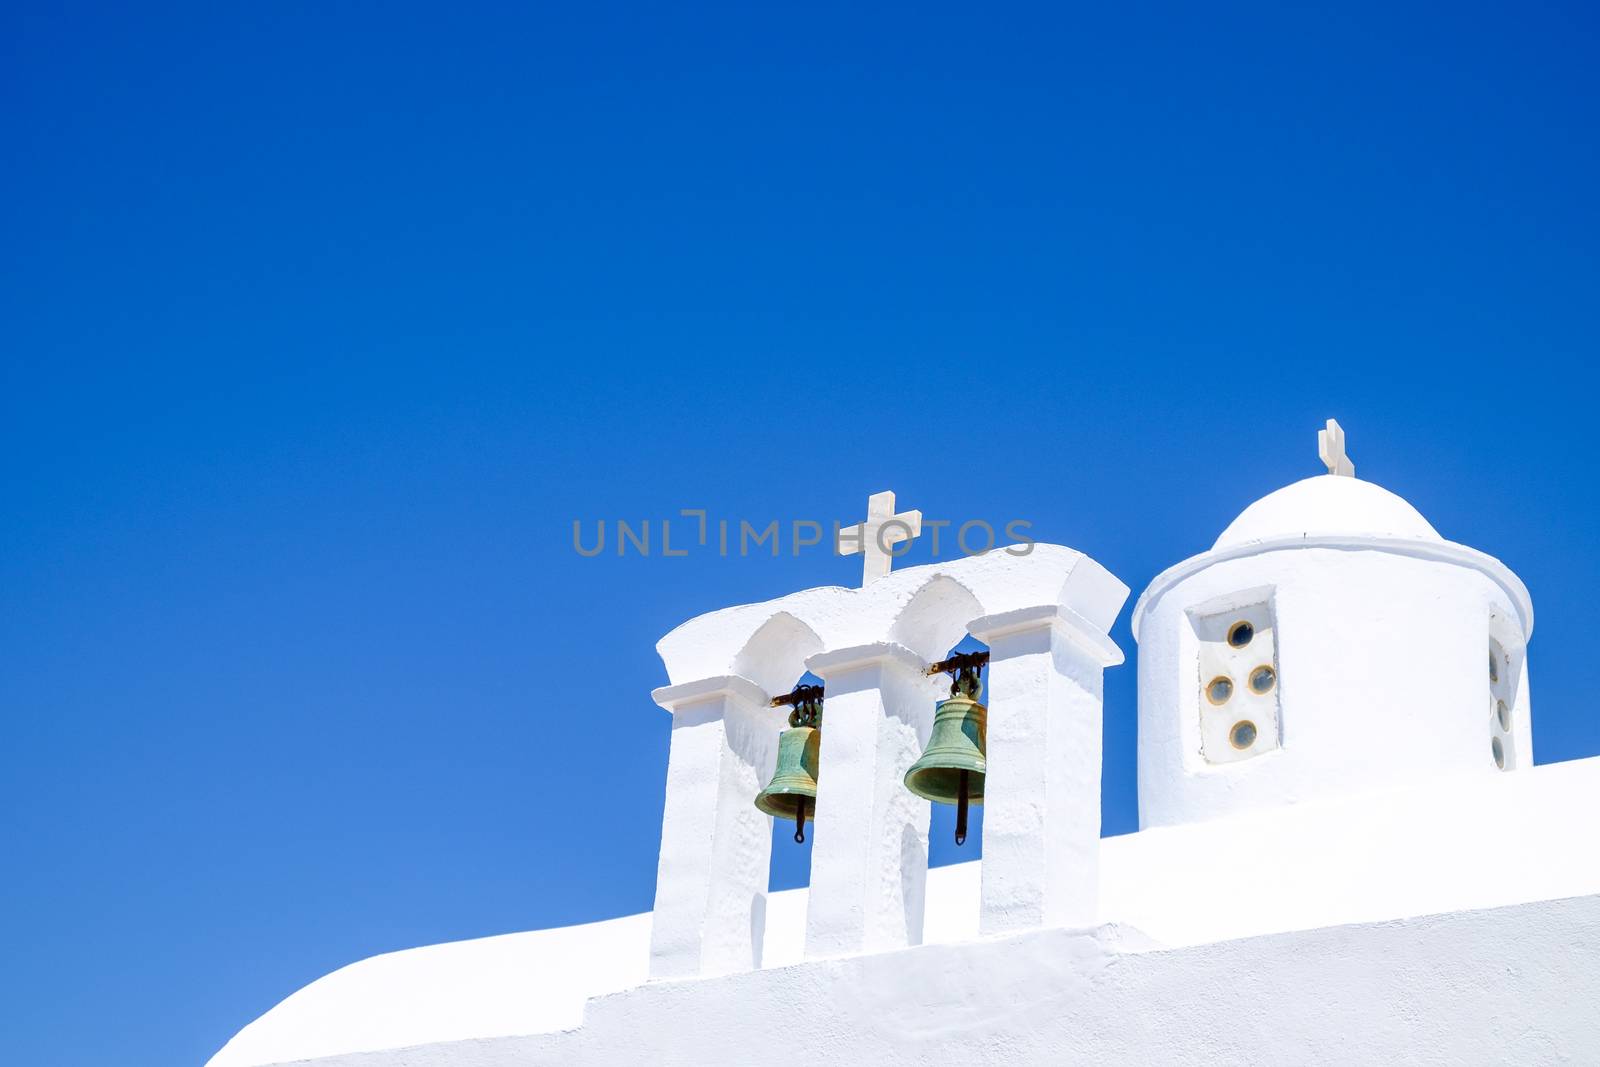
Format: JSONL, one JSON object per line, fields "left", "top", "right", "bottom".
{"left": 3, "top": 3, "right": 1598, "bottom": 1064}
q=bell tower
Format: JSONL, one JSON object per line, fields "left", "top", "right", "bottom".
{"left": 645, "top": 492, "right": 1128, "bottom": 979}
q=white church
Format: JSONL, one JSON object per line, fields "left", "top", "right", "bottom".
{"left": 209, "top": 422, "right": 1600, "bottom": 1065}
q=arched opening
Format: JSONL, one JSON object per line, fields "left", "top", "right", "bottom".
{"left": 924, "top": 633, "right": 989, "bottom": 869}
{"left": 732, "top": 612, "right": 823, "bottom": 696}
{"left": 765, "top": 669, "right": 823, "bottom": 894}
{"left": 890, "top": 575, "right": 984, "bottom": 662}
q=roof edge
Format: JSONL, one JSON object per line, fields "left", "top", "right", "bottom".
{"left": 1131, "top": 534, "right": 1533, "bottom": 643}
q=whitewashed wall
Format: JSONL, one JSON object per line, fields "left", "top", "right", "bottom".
{"left": 646, "top": 545, "right": 1127, "bottom": 979}
{"left": 232, "top": 892, "right": 1600, "bottom": 1066}
{"left": 209, "top": 756, "right": 1600, "bottom": 1067}
{"left": 1133, "top": 474, "right": 1534, "bottom": 829}
{"left": 1137, "top": 547, "right": 1530, "bottom": 828}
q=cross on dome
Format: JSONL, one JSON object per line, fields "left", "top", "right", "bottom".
{"left": 837, "top": 490, "right": 922, "bottom": 586}
{"left": 1318, "top": 418, "right": 1355, "bottom": 477}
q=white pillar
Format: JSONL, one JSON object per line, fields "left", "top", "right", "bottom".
{"left": 802, "top": 642, "right": 942, "bottom": 959}
{"left": 647, "top": 675, "right": 777, "bottom": 979}
{"left": 968, "top": 605, "right": 1123, "bottom": 936}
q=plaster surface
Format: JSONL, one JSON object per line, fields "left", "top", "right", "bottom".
{"left": 653, "top": 543, "right": 1127, "bottom": 694}
{"left": 220, "top": 892, "right": 1600, "bottom": 1066}
{"left": 1134, "top": 474, "right": 1535, "bottom": 827}
{"left": 1213, "top": 473, "right": 1440, "bottom": 548}
{"left": 209, "top": 755, "right": 1600, "bottom": 1067}
{"left": 1133, "top": 477, "right": 1532, "bottom": 642}
{"left": 207, "top": 912, "right": 651, "bottom": 1067}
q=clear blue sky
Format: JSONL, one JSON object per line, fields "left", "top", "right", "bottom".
{"left": 3, "top": 3, "right": 1597, "bottom": 1064}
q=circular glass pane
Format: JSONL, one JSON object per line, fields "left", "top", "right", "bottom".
{"left": 1227, "top": 621, "right": 1254, "bottom": 648}
{"left": 1497, "top": 699, "right": 1510, "bottom": 732}
{"left": 1489, "top": 653, "right": 1499, "bottom": 684}
{"left": 1230, "top": 720, "right": 1257, "bottom": 750}
{"left": 1492, "top": 736, "right": 1505, "bottom": 769}
{"left": 1206, "top": 676, "right": 1234, "bottom": 705}
{"left": 1249, "top": 665, "right": 1276, "bottom": 694}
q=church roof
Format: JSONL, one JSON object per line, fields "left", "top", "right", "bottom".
{"left": 1214, "top": 474, "right": 1442, "bottom": 550}
{"left": 1133, "top": 470, "right": 1533, "bottom": 642}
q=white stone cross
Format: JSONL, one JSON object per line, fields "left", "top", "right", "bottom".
{"left": 1318, "top": 418, "right": 1356, "bottom": 477}
{"left": 837, "top": 490, "right": 922, "bottom": 586}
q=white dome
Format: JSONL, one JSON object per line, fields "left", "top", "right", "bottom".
{"left": 1214, "top": 475, "right": 1441, "bottom": 550}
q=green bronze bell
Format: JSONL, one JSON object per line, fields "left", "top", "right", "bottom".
{"left": 755, "top": 692, "right": 821, "bottom": 843}
{"left": 904, "top": 665, "right": 986, "bottom": 845}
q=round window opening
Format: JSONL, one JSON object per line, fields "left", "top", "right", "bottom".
{"left": 1230, "top": 720, "right": 1258, "bottom": 750}
{"left": 1249, "top": 665, "right": 1276, "bottom": 695}
{"left": 1492, "top": 736, "right": 1505, "bottom": 769}
{"left": 1206, "top": 676, "right": 1234, "bottom": 705}
{"left": 1497, "top": 699, "right": 1510, "bottom": 732}
{"left": 1489, "top": 653, "right": 1499, "bottom": 684}
{"left": 1227, "top": 621, "right": 1254, "bottom": 648}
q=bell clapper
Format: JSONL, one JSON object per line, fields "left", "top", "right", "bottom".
{"left": 955, "top": 769, "right": 969, "bottom": 846}
{"left": 794, "top": 797, "right": 807, "bottom": 843}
